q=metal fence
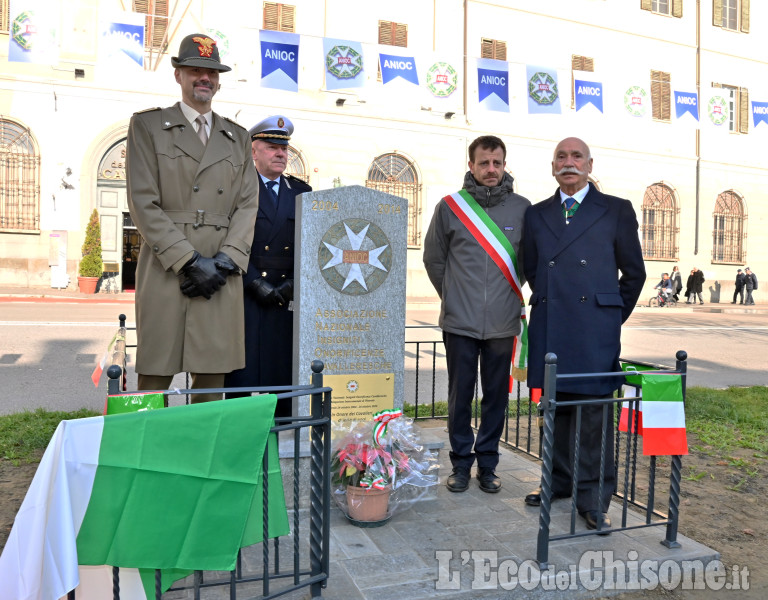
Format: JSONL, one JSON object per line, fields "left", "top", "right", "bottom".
{"left": 83, "top": 315, "right": 332, "bottom": 600}
{"left": 404, "top": 325, "right": 688, "bottom": 568}
{"left": 535, "top": 351, "right": 688, "bottom": 568}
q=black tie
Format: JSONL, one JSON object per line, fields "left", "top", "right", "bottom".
{"left": 266, "top": 180, "right": 279, "bottom": 206}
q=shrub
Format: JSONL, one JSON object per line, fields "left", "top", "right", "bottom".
{"left": 79, "top": 209, "right": 103, "bottom": 277}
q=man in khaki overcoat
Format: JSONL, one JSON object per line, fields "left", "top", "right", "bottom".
{"left": 126, "top": 33, "right": 259, "bottom": 402}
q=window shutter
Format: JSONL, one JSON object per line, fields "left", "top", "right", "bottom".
{"left": 712, "top": 0, "right": 723, "bottom": 26}
{"left": 641, "top": 0, "right": 652, "bottom": 11}
{"left": 481, "top": 38, "right": 493, "bottom": 58}
{"left": 379, "top": 21, "right": 408, "bottom": 48}
{"left": 395, "top": 23, "right": 407, "bottom": 47}
{"left": 661, "top": 77, "right": 671, "bottom": 121}
{"left": 152, "top": 0, "right": 168, "bottom": 50}
{"left": 672, "top": 0, "right": 683, "bottom": 18}
{"left": 264, "top": 3, "right": 279, "bottom": 30}
{"left": 651, "top": 70, "right": 671, "bottom": 122}
{"left": 0, "top": 0, "right": 10, "bottom": 33}
{"left": 280, "top": 4, "right": 295, "bottom": 32}
{"left": 378, "top": 21, "right": 407, "bottom": 47}
{"left": 741, "top": 0, "right": 750, "bottom": 33}
{"left": 378, "top": 20, "right": 391, "bottom": 44}
{"left": 739, "top": 87, "right": 749, "bottom": 133}
{"left": 572, "top": 55, "right": 594, "bottom": 72}
{"left": 651, "top": 80, "right": 661, "bottom": 120}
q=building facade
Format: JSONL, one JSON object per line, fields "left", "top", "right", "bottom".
{"left": 0, "top": 0, "right": 765, "bottom": 302}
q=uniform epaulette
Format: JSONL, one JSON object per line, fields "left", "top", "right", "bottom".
{"left": 285, "top": 174, "right": 312, "bottom": 191}
{"left": 134, "top": 107, "right": 161, "bottom": 115}
{"left": 221, "top": 115, "right": 247, "bottom": 131}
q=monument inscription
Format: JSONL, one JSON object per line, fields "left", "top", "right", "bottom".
{"left": 294, "top": 186, "right": 407, "bottom": 421}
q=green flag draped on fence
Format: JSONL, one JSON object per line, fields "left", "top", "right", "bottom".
{"left": 0, "top": 394, "right": 289, "bottom": 600}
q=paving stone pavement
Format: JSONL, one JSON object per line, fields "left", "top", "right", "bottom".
{"left": 163, "top": 424, "right": 718, "bottom": 600}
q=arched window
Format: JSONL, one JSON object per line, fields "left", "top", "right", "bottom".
{"left": 712, "top": 190, "right": 746, "bottom": 264}
{"left": 641, "top": 183, "right": 678, "bottom": 260}
{"left": 366, "top": 153, "right": 422, "bottom": 247}
{"left": 286, "top": 146, "right": 309, "bottom": 184}
{"left": 0, "top": 118, "right": 40, "bottom": 232}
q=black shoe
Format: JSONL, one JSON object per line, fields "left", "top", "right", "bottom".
{"left": 524, "top": 487, "right": 570, "bottom": 507}
{"left": 700, "top": 302, "right": 704, "bottom": 305}
{"left": 476, "top": 467, "right": 502, "bottom": 493}
{"left": 731, "top": 301, "right": 736, "bottom": 304}
{"left": 446, "top": 466, "right": 470, "bottom": 492}
{"left": 581, "top": 510, "right": 611, "bottom": 535}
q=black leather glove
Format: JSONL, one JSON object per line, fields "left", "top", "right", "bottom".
{"left": 245, "top": 278, "right": 285, "bottom": 307}
{"left": 179, "top": 251, "right": 227, "bottom": 299}
{"left": 275, "top": 279, "right": 293, "bottom": 303}
{"left": 212, "top": 251, "right": 238, "bottom": 276}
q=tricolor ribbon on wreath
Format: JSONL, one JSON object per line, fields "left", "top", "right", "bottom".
{"left": 443, "top": 189, "right": 528, "bottom": 382}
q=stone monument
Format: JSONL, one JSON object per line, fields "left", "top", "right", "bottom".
{"left": 294, "top": 185, "right": 407, "bottom": 421}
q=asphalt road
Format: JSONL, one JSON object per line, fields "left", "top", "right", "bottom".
{"left": 0, "top": 300, "right": 766, "bottom": 415}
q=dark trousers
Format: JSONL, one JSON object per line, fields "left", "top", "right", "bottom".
{"left": 733, "top": 287, "right": 744, "bottom": 303}
{"left": 443, "top": 332, "right": 514, "bottom": 470}
{"left": 745, "top": 289, "right": 755, "bottom": 304}
{"left": 550, "top": 392, "right": 615, "bottom": 514}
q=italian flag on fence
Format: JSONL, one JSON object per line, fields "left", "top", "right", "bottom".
{"left": 0, "top": 395, "right": 289, "bottom": 600}
{"left": 619, "top": 369, "right": 688, "bottom": 456}
{"left": 444, "top": 189, "right": 528, "bottom": 383}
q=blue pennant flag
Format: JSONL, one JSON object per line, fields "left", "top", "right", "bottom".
{"left": 379, "top": 53, "right": 419, "bottom": 85}
{"left": 260, "top": 30, "right": 299, "bottom": 92}
{"left": 674, "top": 91, "right": 699, "bottom": 120}
{"left": 526, "top": 65, "right": 561, "bottom": 114}
{"left": 574, "top": 79, "right": 603, "bottom": 112}
{"left": 752, "top": 101, "right": 768, "bottom": 128}
{"left": 102, "top": 21, "right": 144, "bottom": 67}
{"left": 476, "top": 59, "right": 509, "bottom": 112}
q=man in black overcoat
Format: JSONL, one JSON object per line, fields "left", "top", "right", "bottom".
{"left": 522, "top": 137, "right": 646, "bottom": 533}
{"left": 225, "top": 116, "right": 311, "bottom": 416}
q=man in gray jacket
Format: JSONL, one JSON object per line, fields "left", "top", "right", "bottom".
{"left": 423, "top": 136, "right": 530, "bottom": 493}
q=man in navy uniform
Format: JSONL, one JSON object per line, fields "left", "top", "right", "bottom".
{"left": 522, "top": 137, "right": 645, "bottom": 533}
{"left": 225, "top": 116, "right": 312, "bottom": 416}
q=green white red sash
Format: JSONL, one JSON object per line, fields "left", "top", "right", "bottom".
{"left": 444, "top": 189, "right": 528, "bottom": 379}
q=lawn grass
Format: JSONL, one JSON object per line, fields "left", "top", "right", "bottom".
{"left": 0, "top": 408, "right": 99, "bottom": 464}
{"left": 1, "top": 385, "right": 765, "bottom": 466}
{"left": 684, "top": 385, "right": 768, "bottom": 456}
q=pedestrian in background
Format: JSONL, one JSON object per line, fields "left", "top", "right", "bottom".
{"left": 744, "top": 267, "right": 758, "bottom": 305}
{"left": 732, "top": 268, "right": 745, "bottom": 304}
{"left": 685, "top": 267, "right": 705, "bottom": 305}
{"left": 671, "top": 265, "right": 683, "bottom": 302}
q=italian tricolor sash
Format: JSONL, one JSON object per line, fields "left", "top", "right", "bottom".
{"left": 444, "top": 189, "right": 528, "bottom": 380}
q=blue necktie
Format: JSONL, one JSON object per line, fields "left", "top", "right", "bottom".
{"left": 266, "top": 180, "right": 279, "bottom": 206}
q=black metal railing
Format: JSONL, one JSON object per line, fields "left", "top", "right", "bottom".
{"left": 404, "top": 326, "right": 688, "bottom": 566}
{"left": 89, "top": 316, "right": 332, "bottom": 600}
{"left": 535, "top": 350, "right": 687, "bottom": 568}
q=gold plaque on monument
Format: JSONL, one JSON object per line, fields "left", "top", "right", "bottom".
{"left": 324, "top": 372, "right": 394, "bottom": 422}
